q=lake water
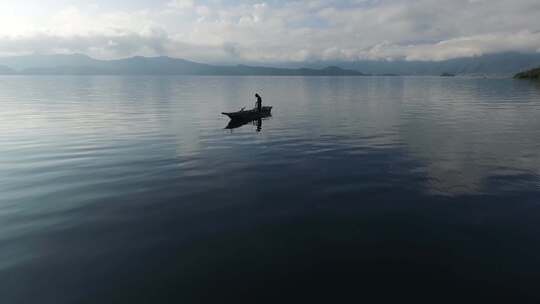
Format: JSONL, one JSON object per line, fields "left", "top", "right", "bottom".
{"left": 1, "top": 76, "right": 540, "bottom": 303}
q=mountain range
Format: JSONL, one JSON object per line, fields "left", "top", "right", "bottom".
{"left": 0, "top": 54, "right": 363, "bottom": 76}
{"left": 301, "top": 52, "right": 540, "bottom": 76}
{"left": 0, "top": 52, "right": 539, "bottom": 76}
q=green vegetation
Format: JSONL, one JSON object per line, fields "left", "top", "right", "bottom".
{"left": 514, "top": 67, "right": 540, "bottom": 80}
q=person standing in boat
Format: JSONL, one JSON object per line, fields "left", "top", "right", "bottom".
{"left": 255, "top": 93, "right": 262, "bottom": 112}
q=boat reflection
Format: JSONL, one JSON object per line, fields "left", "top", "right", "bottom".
{"left": 225, "top": 115, "right": 271, "bottom": 132}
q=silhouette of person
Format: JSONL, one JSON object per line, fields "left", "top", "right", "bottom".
{"left": 255, "top": 93, "right": 262, "bottom": 112}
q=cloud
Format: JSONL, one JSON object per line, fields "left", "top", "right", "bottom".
{"left": 0, "top": 0, "right": 539, "bottom": 62}
{"left": 167, "top": 0, "right": 195, "bottom": 10}
{"left": 0, "top": 30, "right": 169, "bottom": 58}
{"left": 328, "top": 30, "right": 540, "bottom": 62}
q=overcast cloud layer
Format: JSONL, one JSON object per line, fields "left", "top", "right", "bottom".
{"left": 1, "top": 0, "right": 539, "bottom": 63}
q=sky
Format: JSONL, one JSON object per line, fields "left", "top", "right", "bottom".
{"left": 0, "top": 0, "right": 539, "bottom": 63}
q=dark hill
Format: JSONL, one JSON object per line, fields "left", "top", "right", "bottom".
{"left": 514, "top": 67, "right": 540, "bottom": 80}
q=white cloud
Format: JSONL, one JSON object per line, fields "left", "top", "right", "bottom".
{"left": 167, "top": 0, "right": 195, "bottom": 10}
{"left": 0, "top": 0, "right": 539, "bottom": 62}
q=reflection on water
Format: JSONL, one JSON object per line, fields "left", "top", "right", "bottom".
{"left": 225, "top": 117, "right": 270, "bottom": 132}
{"left": 397, "top": 78, "right": 540, "bottom": 195}
{"left": 1, "top": 76, "right": 540, "bottom": 303}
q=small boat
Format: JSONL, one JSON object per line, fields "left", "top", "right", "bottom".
{"left": 222, "top": 106, "right": 273, "bottom": 120}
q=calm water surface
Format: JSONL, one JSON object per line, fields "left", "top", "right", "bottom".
{"left": 1, "top": 76, "right": 540, "bottom": 303}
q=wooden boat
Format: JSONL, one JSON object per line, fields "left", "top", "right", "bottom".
{"left": 222, "top": 106, "right": 273, "bottom": 120}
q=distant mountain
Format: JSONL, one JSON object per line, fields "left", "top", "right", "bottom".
{"left": 0, "top": 65, "right": 14, "bottom": 74}
{"left": 0, "top": 54, "right": 364, "bottom": 76}
{"left": 1, "top": 52, "right": 539, "bottom": 76}
{"left": 514, "top": 67, "right": 540, "bottom": 80}
{"left": 0, "top": 54, "right": 98, "bottom": 71}
{"left": 303, "top": 52, "right": 540, "bottom": 76}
